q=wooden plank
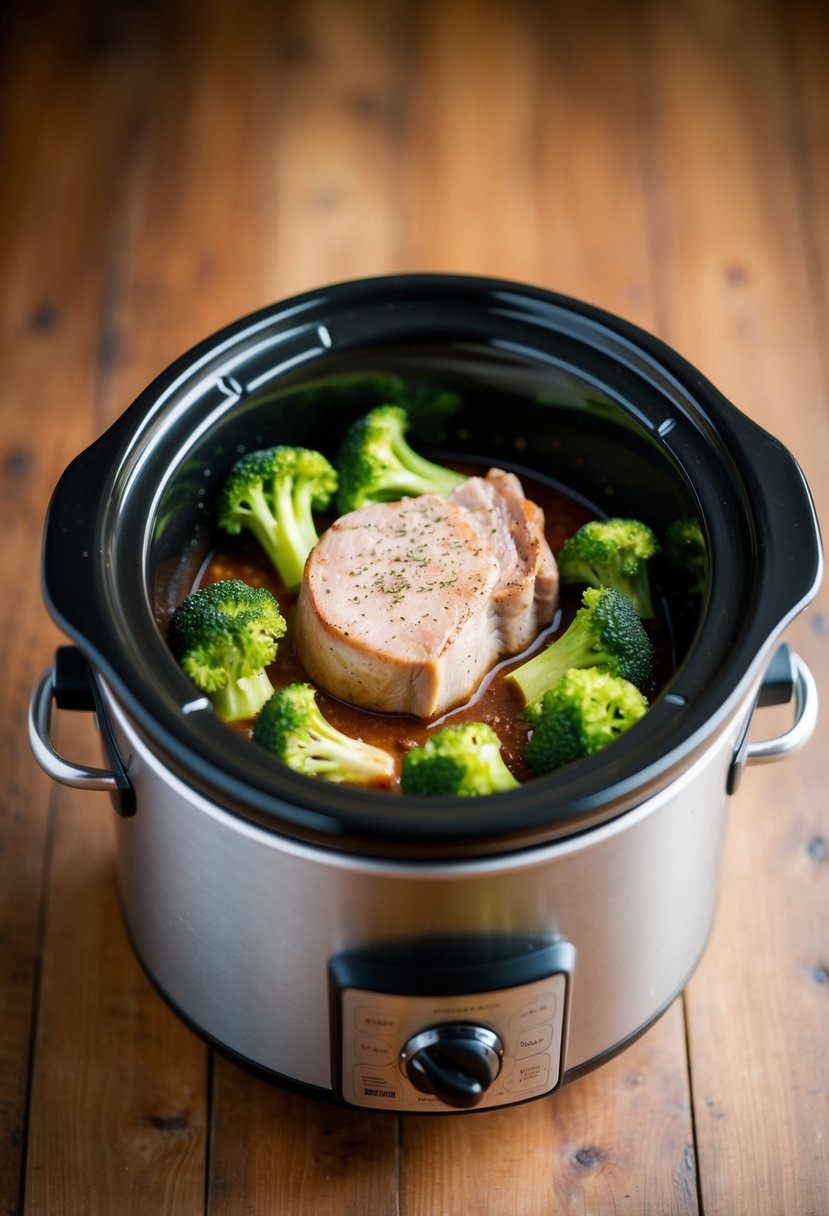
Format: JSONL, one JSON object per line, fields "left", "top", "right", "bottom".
{"left": 400, "top": 0, "right": 539, "bottom": 281}
{"left": 262, "top": 0, "right": 408, "bottom": 298}
{"left": 92, "top": 0, "right": 281, "bottom": 417}
{"left": 790, "top": 0, "right": 829, "bottom": 387}
{"left": 0, "top": 4, "right": 154, "bottom": 1209}
{"left": 208, "top": 1069, "right": 398, "bottom": 1215}
{"left": 533, "top": 0, "right": 657, "bottom": 329}
{"left": 637, "top": 1, "right": 829, "bottom": 1211}
{"left": 634, "top": 0, "right": 829, "bottom": 462}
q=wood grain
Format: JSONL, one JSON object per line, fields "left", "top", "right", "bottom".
{"left": 1, "top": 0, "right": 827, "bottom": 1212}
{"left": 533, "top": 0, "right": 657, "bottom": 328}
{"left": 263, "top": 0, "right": 407, "bottom": 297}
{"left": 0, "top": 5, "right": 155, "bottom": 1208}
{"left": 208, "top": 1066, "right": 398, "bottom": 1215}
{"left": 92, "top": 0, "right": 280, "bottom": 417}
{"left": 401, "top": 0, "right": 540, "bottom": 281}
{"left": 790, "top": 0, "right": 829, "bottom": 400}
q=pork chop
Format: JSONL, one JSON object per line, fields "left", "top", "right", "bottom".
{"left": 294, "top": 474, "right": 558, "bottom": 719}
{"left": 449, "top": 468, "right": 558, "bottom": 652}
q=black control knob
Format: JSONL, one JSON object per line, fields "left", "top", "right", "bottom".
{"left": 401, "top": 1025, "right": 504, "bottom": 1109}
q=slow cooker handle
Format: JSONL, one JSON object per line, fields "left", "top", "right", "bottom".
{"left": 28, "top": 649, "right": 135, "bottom": 816}
{"left": 727, "top": 646, "right": 818, "bottom": 793}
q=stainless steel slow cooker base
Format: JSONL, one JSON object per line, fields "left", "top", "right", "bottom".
{"left": 99, "top": 678, "right": 749, "bottom": 1108}
{"left": 28, "top": 647, "right": 818, "bottom": 1111}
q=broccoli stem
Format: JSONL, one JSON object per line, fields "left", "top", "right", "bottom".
{"left": 389, "top": 434, "right": 465, "bottom": 497}
{"left": 272, "top": 475, "right": 314, "bottom": 588}
{"left": 211, "top": 669, "right": 275, "bottom": 722}
{"left": 625, "top": 567, "right": 656, "bottom": 620}
{"left": 237, "top": 480, "right": 307, "bottom": 588}
{"left": 294, "top": 719, "right": 394, "bottom": 783}
{"left": 508, "top": 614, "right": 597, "bottom": 707}
{"left": 229, "top": 483, "right": 286, "bottom": 578}
{"left": 292, "top": 477, "right": 325, "bottom": 554}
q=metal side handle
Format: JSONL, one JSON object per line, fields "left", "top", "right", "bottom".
{"left": 728, "top": 647, "right": 818, "bottom": 793}
{"left": 29, "top": 654, "right": 135, "bottom": 815}
{"left": 744, "top": 650, "right": 818, "bottom": 765}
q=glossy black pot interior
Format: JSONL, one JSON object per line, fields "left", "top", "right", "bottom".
{"left": 43, "top": 275, "right": 821, "bottom": 855}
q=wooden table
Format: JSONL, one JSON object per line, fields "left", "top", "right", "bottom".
{"left": 2, "top": 1, "right": 827, "bottom": 1211}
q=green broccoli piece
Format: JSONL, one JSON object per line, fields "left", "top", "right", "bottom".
{"left": 385, "top": 382, "right": 463, "bottom": 431}
{"left": 335, "top": 404, "right": 465, "bottom": 515}
{"left": 401, "top": 722, "right": 520, "bottom": 797}
{"left": 217, "top": 446, "right": 338, "bottom": 589}
{"left": 253, "top": 682, "right": 395, "bottom": 786}
{"left": 167, "top": 579, "right": 286, "bottom": 722}
{"left": 524, "top": 667, "right": 649, "bottom": 775}
{"left": 339, "top": 376, "right": 462, "bottom": 430}
{"left": 557, "top": 517, "right": 659, "bottom": 618}
{"left": 665, "top": 516, "right": 707, "bottom": 597}
{"left": 507, "top": 586, "right": 654, "bottom": 712}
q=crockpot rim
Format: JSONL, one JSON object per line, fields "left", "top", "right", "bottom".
{"left": 42, "top": 273, "right": 823, "bottom": 857}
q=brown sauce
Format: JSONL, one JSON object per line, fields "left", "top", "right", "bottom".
{"left": 193, "top": 467, "right": 670, "bottom": 790}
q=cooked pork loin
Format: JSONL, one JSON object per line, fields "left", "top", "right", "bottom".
{"left": 449, "top": 469, "right": 558, "bottom": 653}
{"left": 295, "top": 495, "right": 501, "bottom": 719}
{"left": 294, "top": 472, "right": 558, "bottom": 720}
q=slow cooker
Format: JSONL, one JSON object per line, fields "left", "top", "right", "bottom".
{"left": 29, "top": 275, "right": 821, "bottom": 1112}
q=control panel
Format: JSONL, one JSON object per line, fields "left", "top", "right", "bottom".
{"left": 330, "top": 938, "right": 574, "bottom": 1112}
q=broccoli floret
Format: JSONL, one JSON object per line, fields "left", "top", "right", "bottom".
{"left": 524, "top": 667, "right": 649, "bottom": 775}
{"left": 217, "top": 446, "right": 338, "bottom": 589}
{"left": 557, "top": 517, "right": 659, "bottom": 618}
{"left": 507, "top": 586, "right": 654, "bottom": 712}
{"left": 168, "top": 579, "right": 286, "bottom": 722}
{"left": 253, "top": 682, "right": 395, "bottom": 786}
{"left": 335, "top": 404, "right": 465, "bottom": 515}
{"left": 344, "top": 376, "right": 462, "bottom": 430}
{"left": 401, "top": 722, "right": 520, "bottom": 797}
{"left": 387, "top": 382, "right": 462, "bottom": 431}
{"left": 665, "top": 516, "right": 707, "bottom": 597}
